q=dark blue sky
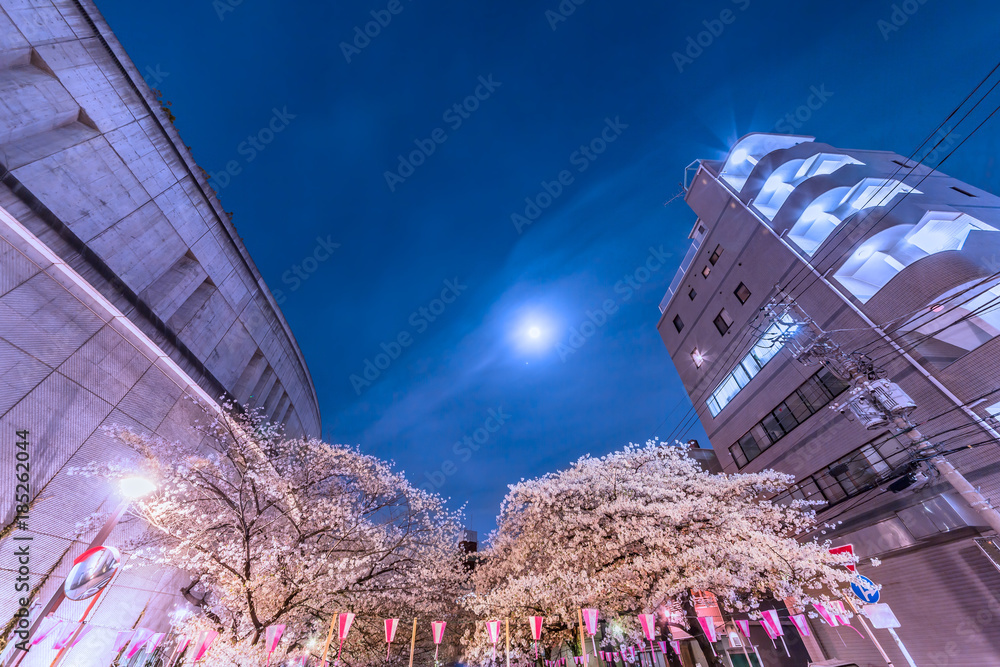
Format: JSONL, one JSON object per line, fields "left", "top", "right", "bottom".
{"left": 96, "top": 0, "right": 1000, "bottom": 535}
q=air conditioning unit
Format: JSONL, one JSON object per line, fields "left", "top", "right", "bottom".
{"left": 845, "top": 394, "right": 888, "bottom": 430}
{"left": 867, "top": 379, "right": 917, "bottom": 416}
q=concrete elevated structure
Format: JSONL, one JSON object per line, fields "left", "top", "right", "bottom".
{"left": 0, "top": 1, "right": 320, "bottom": 664}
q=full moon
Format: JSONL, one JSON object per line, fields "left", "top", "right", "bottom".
{"left": 528, "top": 326, "right": 541, "bottom": 339}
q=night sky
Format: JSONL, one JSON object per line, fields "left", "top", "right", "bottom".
{"left": 95, "top": 0, "right": 1000, "bottom": 536}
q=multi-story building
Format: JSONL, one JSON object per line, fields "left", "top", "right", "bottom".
{"left": 0, "top": 1, "right": 320, "bottom": 665}
{"left": 658, "top": 132, "right": 1000, "bottom": 666}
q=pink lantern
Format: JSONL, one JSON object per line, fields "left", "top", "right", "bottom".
{"left": 148, "top": 633, "right": 166, "bottom": 653}
{"left": 431, "top": 621, "right": 446, "bottom": 662}
{"left": 813, "top": 603, "right": 840, "bottom": 627}
{"left": 734, "top": 620, "right": 750, "bottom": 638}
{"left": 193, "top": 630, "right": 219, "bottom": 662}
{"left": 789, "top": 614, "right": 810, "bottom": 637}
{"left": 528, "top": 616, "right": 544, "bottom": 659}
{"left": 656, "top": 642, "right": 666, "bottom": 655}
{"left": 126, "top": 628, "right": 154, "bottom": 659}
{"left": 695, "top": 617, "right": 718, "bottom": 657}
{"left": 669, "top": 641, "right": 680, "bottom": 656}
{"left": 336, "top": 613, "right": 355, "bottom": 665}
{"left": 68, "top": 624, "right": 92, "bottom": 649}
{"left": 385, "top": 618, "right": 400, "bottom": 659}
{"left": 50, "top": 622, "right": 78, "bottom": 651}
{"left": 31, "top": 617, "right": 61, "bottom": 646}
{"left": 760, "top": 610, "right": 783, "bottom": 637}
{"left": 695, "top": 617, "right": 717, "bottom": 643}
{"left": 637, "top": 614, "right": 656, "bottom": 658}
{"left": 265, "top": 624, "right": 286, "bottom": 666}
{"left": 486, "top": 620, "right": 502, "bottom": 659}
{"left": 581, "top": 609, "right": 599, "bottom": 656}
{"left": 112, "top": 630, "right": 133, "bottom": 653}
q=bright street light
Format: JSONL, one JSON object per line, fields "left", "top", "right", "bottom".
{"left": 121, "top": 476, "right": 156, "bottom": 499}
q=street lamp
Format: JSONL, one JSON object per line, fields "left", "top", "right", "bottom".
{"left": 5, "top": 477, "right": 155, "bottom": 667}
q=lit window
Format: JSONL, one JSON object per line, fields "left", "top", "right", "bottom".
{"left": 707, "top": 315, "right": 795, "bottom": 417}
{"left": 714, "top": 309, "right": 733, "bottom": 335}
{"left": 834, "top": 211, "right": 998, "bottom": 303}
{"left": 673, "top": 314, "right": 684, "bottom": 333}
{"left": 788, "top": 178, "right": 920, "bottom": 255}
{"left": 735, "top": 282, "right": 751, "bottom": 304}
{"left": 702, "top": 265, "right": 711, "bottom": 278}
{"left": 692, "top": 348, "right": 704, "bottom": 368}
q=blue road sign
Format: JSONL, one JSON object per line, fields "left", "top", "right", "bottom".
{"left": 851, "top": 575, "right": 881, "bottom": 604}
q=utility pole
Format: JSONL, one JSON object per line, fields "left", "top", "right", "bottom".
{"left": 767, "top": 294, "right": 1000, "bottom": 535}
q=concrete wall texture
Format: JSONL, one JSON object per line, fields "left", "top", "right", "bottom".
{"left": 0, "top": 1, "right": 321, "bottom": 664}
{"left": 658, "top": 134, "right": 1000, "bottom": 665}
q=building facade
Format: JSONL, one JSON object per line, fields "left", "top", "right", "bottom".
{"left": 658, "top": 133, "right": 1000, "bottom": 666}
{"left": 0, "top": 1, "right": 320, "bottom": 664}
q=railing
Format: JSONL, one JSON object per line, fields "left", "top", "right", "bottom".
{"left": 658, "top": 236, "right": 701, "bottom": 313}
{"left": 684, "top": 160, "right": 702, "bottom": 192}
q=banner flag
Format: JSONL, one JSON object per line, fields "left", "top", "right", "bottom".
{"left": 50, "top": 622, "right": 77, "bottom": 651}
{"left": 385, "top": 618, "right": 400, "bottom": 659}
{"left": 813, "top": 603, "right": 840, "bottom": 627}
{"left": 760, "top": 610, "right": 783, "bottom": 636}
{"left": 126, "top": 628, "right": 154, "bottom": 659}
{"left": 31, "top": 617, "right": 61, "bottom": 646}
{"left": 432, "top": 621, "right": 446, "bottom": 662}
{"left": 69, "top": 624, "right": 92, "bottom": 648}
{"left": 695, "top": 617, "right": 717, "bottom": 643}
{"left": 193, "top": 630, "right": 219, "bottom": 662}
{"left": 112, "top": 630, "right": 133, "bottom": 653}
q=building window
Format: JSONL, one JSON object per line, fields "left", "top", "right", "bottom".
{"left": 714, "top": 309, "right": 733, "bottom": 335}
{"left": 702, "top": 265, "right": 712, "bottom": 278}
{"left": 727, "top": 368, "right": 848, "bottom": 467}
{"left": 706, "top": 314, "right": 796, "bottom": 417}
{"left": 773, "top": 434, "right": 910, "bottom": 508}
{"left": 689, "top": 288, "right": 697, "bottom": 300}
{"left": 735, "top": 282, "right": 751, "bottom": 304}
{"left": 673, "top": 315, "right": 684, "bottom": 333}
{"left": 692, "top": 348, "right": 704, "bottom": 368}
{"left": 709, "top": 245, "right": 723, "bottom": 265}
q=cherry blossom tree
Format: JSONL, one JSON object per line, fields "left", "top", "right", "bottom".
{"left": 75, "top": 404, "right": 467, "bottom": 666}
{"left": 463, "top": 441, "right": 853, "bottom": 667}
